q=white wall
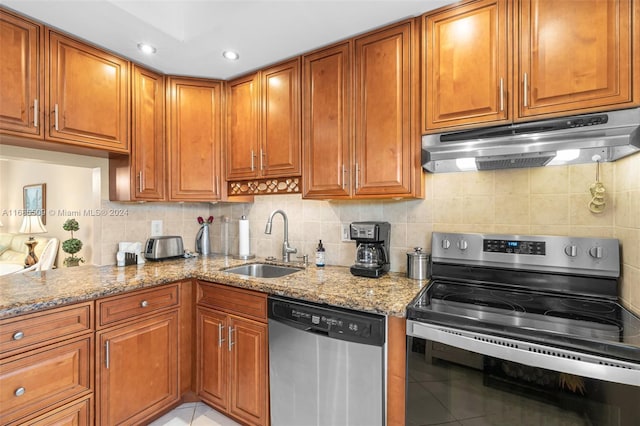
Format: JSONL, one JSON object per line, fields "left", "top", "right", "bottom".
{"left": 0, "top": 146, "right": 103, "bottom": 267}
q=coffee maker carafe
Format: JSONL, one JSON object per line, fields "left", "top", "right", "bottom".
{"left": 349, "top": 221, "right": 390, "bottom": 278}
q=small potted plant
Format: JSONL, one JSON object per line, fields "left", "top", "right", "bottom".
{"left": 62, "top": 218, "right": 85, "bottom": 267}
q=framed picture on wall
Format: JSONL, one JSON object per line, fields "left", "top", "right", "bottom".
{"left": 23, "top": 183, "right": 46, "bottom": 225}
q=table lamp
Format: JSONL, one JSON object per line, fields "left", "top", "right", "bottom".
{"left": 19, "top": 215, "right": 47, "bottom": 267}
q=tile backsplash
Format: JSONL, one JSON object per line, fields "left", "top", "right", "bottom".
{"left": 101, "top": 153, "right": 639, "bottom": 314}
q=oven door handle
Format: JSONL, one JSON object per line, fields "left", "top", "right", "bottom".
{"left": 407, "top": 320, "right": 640, "bottom": 387}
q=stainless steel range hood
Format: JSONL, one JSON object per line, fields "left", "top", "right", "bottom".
{"left": 422, "top": 108, "right": 640, "bottom": 173}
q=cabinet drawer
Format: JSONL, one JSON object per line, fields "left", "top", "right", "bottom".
{"left": 11, "top": 396, "right": 92, "bottom": 426}
{"left": 0, "top": 336, "right": 93, "bottom": 425}
{"left": 197, "top": 281, "right": 267, "bottom": 322}
{"left": 97, "top": 284, "right": 179, "bottom": 328}
{"left": 0, "top": 302, "right": 93, "bottom": 356}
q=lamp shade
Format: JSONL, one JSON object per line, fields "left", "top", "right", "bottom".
{"left": 19, "top": 215, "right": 47, "bottom": 235}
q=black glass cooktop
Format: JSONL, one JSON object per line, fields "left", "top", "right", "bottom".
{"left": 408, "top": 280, "right": 640, "bottom": 363}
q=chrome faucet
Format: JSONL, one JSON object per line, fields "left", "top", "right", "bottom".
{"left": 265, "top": 209, "right": 297, "bottom": 262}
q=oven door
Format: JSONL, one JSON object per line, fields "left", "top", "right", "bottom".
{"left": 407, "top": 321, "right": 640, "bottom": 426}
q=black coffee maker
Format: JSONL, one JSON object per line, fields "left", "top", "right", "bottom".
{"left": 349, "top": 221, "right": 390, "bottom": 278}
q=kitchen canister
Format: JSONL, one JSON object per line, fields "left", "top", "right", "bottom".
{"left": 407, "top": 247, "right": 430, "bottom": 280}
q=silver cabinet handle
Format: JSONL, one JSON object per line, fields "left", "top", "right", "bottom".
{"left": 355, "top": 163, "right": 360, "bottom": 189}
{"left": 138, "top": 172, "right": 144, "bottom": 192}
{"left": 342, "top": 164, "right": 347, "bottom": 189}
{"left": 523, "top": 73, "right": 528, "bottom": 107}
{"left": 250, "top": 150, "right": 255, "bottom": 171}
{"left": 140, "top": 300, "right": 149, "bottom": 308}
{"left": 33, "top": 99, "right": 38, "bottom": 128}
{"left": 14, "top": 387, "right": 25, "bottom": 397}
{"left": 54, "top": 104, "right": 59, "bottom": 131}
{"left": 260, "top": 149, "right": 265, "bottom": 171}
{"left": 216, "top": 176, "right": 220, "bottom": 195}
{"left": 218, "top": 323, "right": 225, "bottom": 348}
{"left": 499, "top": 78, "right": 504, "bottom": 112}
{"left": 105, "top": 340, "right": 110, "bottom": 369}
{"left": 228, "top": 326, "right": 235, "bottom": 352}
{"left": 12, "top": 331, "right": 24, "bottom": 340}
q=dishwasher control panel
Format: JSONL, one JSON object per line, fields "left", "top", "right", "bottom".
{"left": 291, "top": 308, "right": 372, "bottom": 338}
{"left": 268, "top": 296, "right": 385, "bottom": 346}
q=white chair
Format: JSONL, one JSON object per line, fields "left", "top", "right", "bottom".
{"left": 16, "top": 238, "right": 59, "bottom": 273}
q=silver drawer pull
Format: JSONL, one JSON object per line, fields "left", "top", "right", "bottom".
{"left": 33, "top": 99, "right": 39, "bottom": 128}
{"left": 140, "top": 300, "right": 149, "bottom": 308}
{"left": 54, "top": 103, "right": 59, "bottom": 131}
{"left": 228, "top": 326, "right": 235, "bottom": 351}
{"left": 15, "top": 387, "right": 25, "bottom": 397}
{"left": 218, "top": 323, "right": 226, "bottom": 347}
{"left": 12, "top": 331, "right": 24, "bottom": 340}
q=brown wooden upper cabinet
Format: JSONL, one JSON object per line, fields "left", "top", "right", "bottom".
{"left": 303, "top": 19, "right": 422, "bottom": 199}
{"left": 226, "top": 58, "right": 301, "bottom": 181}
{"left": 302, "top": 42, "right": 352, "bottom": 198}
{"left": 517, "top": 0, "right": 636, "bottom": 118}
{"left": 0, "top": 9, "right": 43, "bottom": 138}
{"left": 423, "top": 0, "right": 639, "bottom": 132}
{"left": 47, "top": 31, "right": 129, "bottom": 152}
{"left": 422, "top": 0, "right": 509, "bottom": 131}
{"left": 131, "top": 66, "right": 165, "bottom": 200}
{"left": 0, "top": 9, "right": 130, "bottom": 153}
{"left": 167, "top": 77, "right": 223, "bottom": 201}
{"left": 109, "top": 65, "right": 166, "bottom": 201}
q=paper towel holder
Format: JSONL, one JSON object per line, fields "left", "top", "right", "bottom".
{"left": 234, "top": 215, "right": 256, "bottom": 260}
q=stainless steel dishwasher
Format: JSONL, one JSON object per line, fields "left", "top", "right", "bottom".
{"left": 268, "top": 296, "right": 386, "bottom": 426}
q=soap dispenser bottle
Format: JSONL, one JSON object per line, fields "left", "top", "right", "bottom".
{"left": 315, "top": 240, "right": 326, "bottom": 267}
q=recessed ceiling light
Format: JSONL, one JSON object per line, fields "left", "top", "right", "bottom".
{"left": 222, "top": 50, "right": 240, "bottom": 61}
{"left": 137, "top": 43, "right": 157, "bottom": 55}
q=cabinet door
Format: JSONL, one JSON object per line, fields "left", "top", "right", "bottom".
{"left": 47, "top": 31, "right": 129, "bottom": 152}
{"left": 302, "top": 42, "right": 352, "bottom": 199}
{"left": 96, "top": 311, "right": 179, "bottom": 426}
{"left": 423, "top": 0, "right": 509, "bottom": 131}
{"left": 354, "top": 20, "right": 416, "bottom": 197}
{"left": 196, "top": 307, "right": 229, "bottom": 411}
{"left": 226, "top": 74, "right": 259, "bottom": 180}
{"left": 517, "top": 0, "right": 634, "bottom": 118}
{"left": 167, "top": 77, "right": 222, "bottom": 201}
{"left": 261, "top": 58, "right": 301, "bottom": 178}
{"left": 132, "top": 65, "right": 165, "bottom": 200}
{"left": 0, "top": 10, "right": 42, "bottom": 138}
{"left": 229, "top": 316, "right": 268, "bottom": 426}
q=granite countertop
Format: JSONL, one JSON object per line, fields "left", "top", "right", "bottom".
{"left": 0, "top": 256, "right": 428, "bottom": 320}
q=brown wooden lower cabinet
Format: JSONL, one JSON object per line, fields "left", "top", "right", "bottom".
{"left": 96, "top": 310, "right": 180, "bottom": 426}
{"left": 1, "top": 280, "right": 405, "bottom": 426}
{"left": 196, "top": 281, "right": 269, "bottom": 426}
{"left": 0, "top": 336, "right": 93, "bottom": 425}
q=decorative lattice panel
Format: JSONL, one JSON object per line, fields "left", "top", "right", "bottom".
{"left": 228, "top": 177, "right": 301, "bottom": 195}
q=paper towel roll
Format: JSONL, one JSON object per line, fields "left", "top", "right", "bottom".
{"left": 239, "top": 216, "right": 250, "bottom": 256}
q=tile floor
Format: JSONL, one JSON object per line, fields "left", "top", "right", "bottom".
{"left": 148, "top": 402, "right": 240, "bottom": 426}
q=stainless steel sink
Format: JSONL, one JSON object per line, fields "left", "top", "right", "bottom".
{"left": 222, "top": 263, "right": 303, "bottom": 278}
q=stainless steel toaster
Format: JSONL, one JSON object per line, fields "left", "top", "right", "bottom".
{"left": 144, "top": 236, "right": 184, "bottom": 260}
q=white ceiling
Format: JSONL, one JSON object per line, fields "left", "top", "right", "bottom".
{"left": 1, "top": 0, "right": 450, "bottom": 80}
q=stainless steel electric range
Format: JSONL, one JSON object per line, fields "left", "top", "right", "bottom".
{"left": 406, "top": 232, "right": 640, "bottom": 426}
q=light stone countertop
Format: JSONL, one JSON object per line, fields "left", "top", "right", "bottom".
{"left": 0, "top": 255, "right": 428, "bottom": 319}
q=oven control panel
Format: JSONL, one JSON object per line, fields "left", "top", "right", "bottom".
{"left": 483, "top": 239, "right": 546, "bottom": 255}
{"left": 431, "top": 232, "right": 620, "bottom": 278}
